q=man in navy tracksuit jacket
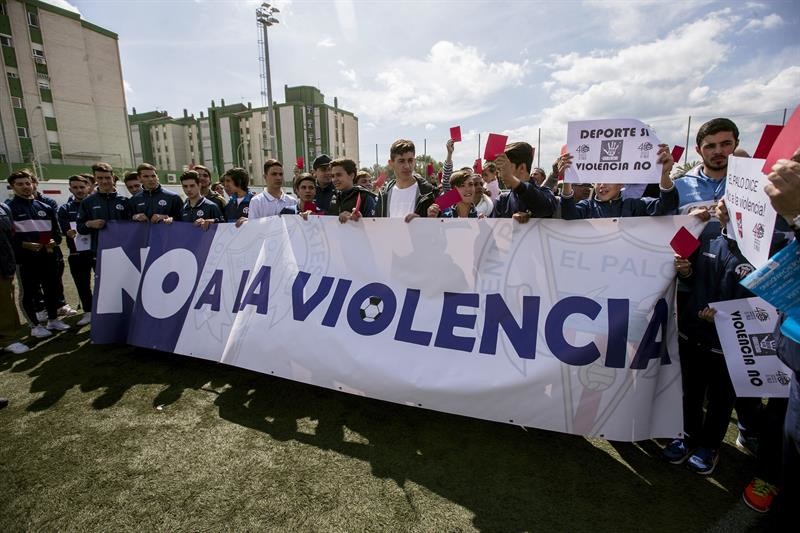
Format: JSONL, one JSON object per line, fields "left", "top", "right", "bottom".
{"left": 5, "top": 171, "right": 67, "bottom": 335}
{"left": 663, "top": 235, "right": 758, "bottom": 475}
{"left": 130, "top": 163, "right": 182, "bottom": 224}
{"left": 490, "top": 142, "right": 557, "bottom": 220}
{"left": 76, "top": 170, "right": 131, "bottom": 254}
{"left": 57, "top": 175, "right": 95, "bottom": 321}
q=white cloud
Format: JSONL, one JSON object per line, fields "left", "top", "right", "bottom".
{"left": 335, "top": 0, "right": 357, "bottom": 42}
{"left": 424, "top": 123, "right": 436, "bottom": 131}
{"left": 742, "top": 13, "right": 783, "bottom": 32}
{"left": 583, "top": 0, "right": 717, "bottom": 42}
{"left": 316, "top": 37, "right": 336, "bottom": 48}
{"left": 503, "top": 11, "right": 798, "bottom": 163}
{"left": 337, "top": 41, "right": 527, "bottom": 126}
{"left": 123, "top": 80, "right": 134, "bottom": 95}
{"left": 40, "top": 0, "right": 80, "bottom": 13}
{"left": 341, "top": 68, "right": 357, "bottom": 85}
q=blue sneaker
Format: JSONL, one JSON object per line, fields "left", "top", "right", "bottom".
{"left": 662, "top": 438, "right": 692, "bottom": 464}
{"left": 687, "top": 447, "right": 719, "bottom": 475}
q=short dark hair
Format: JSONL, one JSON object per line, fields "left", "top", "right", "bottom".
{"left": 91, "top": 162, "right": 113, "bottom": 173}
{"left": 180, "top": 170, "right": 200, "bottom": 184}
{"left": 263, "top": 159, "right": 283, "bottom": 174}
{"left": 504, "top": 142, "right": 534, "bottom": 175}
{"left": 123, "top": 171, "right": 139, "bottom": 183}
{"left": 390, "top": 139, "right": 415, "bottom": 160}
{"left": 450, "top": 170, "right": 472, "bottom": 189}
{"left": 222, "top": 167, "right": 249, "bottom": 191}
{"left": 137, "top": 163, "right": 157, "bottom": 175}
{"left": 7, "top": 170, "right": 32, "bottom": 185}
{"left": 68, "top": 174, "right": 92, "bottom": 186}
{"left": 293, "top": 172, "right": 315, "bottom": 192}
{"left": 331, "top": 158, "right": 357, "bottom": 177}
{"left": 81, "top": 172, "right": 96, "bottom": 184}
{"left": 696, "top": 118, "right": 739, "bottom": 147}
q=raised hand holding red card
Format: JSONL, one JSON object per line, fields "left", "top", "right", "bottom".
{"left": 670, "top": 226, "right": 700, "bottom": 258}
{"left": 450, "top": 126, "right": 462, "bottom": 142}
{"left": 434, "top": 189, "right": 462, "bottom": 210}
{"left": 483, "top": 133, "right": 508, "bottom": 161}
{"left": 762, "top": 105, "right": 800, "bottom": 174}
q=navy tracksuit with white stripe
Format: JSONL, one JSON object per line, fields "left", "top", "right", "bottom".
{"left": 5, "top": 196, "right": 62, "bottom": 323}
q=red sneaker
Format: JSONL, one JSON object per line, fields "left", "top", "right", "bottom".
{"left": 742, "top": 478, "right": 778, "bottom": 513}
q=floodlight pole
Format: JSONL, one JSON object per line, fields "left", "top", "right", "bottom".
{"left": 257, "top": 4, "right": 279, "bottom": 159}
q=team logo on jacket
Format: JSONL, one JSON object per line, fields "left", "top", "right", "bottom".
{"left": 115, "top": 204, "right": 124, "bottom": 210}
{"left": 242, "top": 207, "right": 249, "bottom": 215}
{"left": 158, "top": 199, "right": 167, "bottom": 206}
{"left": 196, "top": 210, "right": 204, "bottom": 217}
{"left": 735, "top": 263, "right": 754, "bottom": 279}
{"left": 37, "top": 210, "right": 46, "bottom": 216}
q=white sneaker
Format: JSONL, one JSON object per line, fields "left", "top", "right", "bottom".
{"left": 4, "top": 342, "right": 30, "bottom": 354}
{"left": 35, "top": 310, "right": 48, "bottom": 323}
{"left": 31, "top": 325, "right": 52, "bottom": 338}
{"left": 58, "top": 305, "right": 78, "bottom": 317}
{"left": 46, "top": 319, "right": 70, "bottom": 331}
{"left": 76, "top": 314, "right": 92, "bottom": 326}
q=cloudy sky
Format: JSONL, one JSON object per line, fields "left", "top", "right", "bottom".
{"left": 53, "top": 0, "right": 799, "bottom": 169}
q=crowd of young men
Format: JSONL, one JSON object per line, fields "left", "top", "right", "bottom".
{"left": 1, "top": 117, "right": 799, "bottom": 517}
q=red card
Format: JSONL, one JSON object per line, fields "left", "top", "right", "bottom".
{"left": 473, "top": 158, "right": 483, "bottom": 174}
{"left": 434, "top": 189, "right": 462, "bottom": 210}
{"left": 303, "top": 201, "right": 316, "bottom": 212}
{"left": 426, "top": 163, "right": 434, "bottom": 176}
{"left": 450, "top": 126, "right": 462, "bottom": 142}
{"left": 670, "top": 226, "right": 700, "bottom": 258}
{"left": 296, "top": 156, "right": 304, "bottom": 169}
{"left": 753, "top": 125, "right": 783, "bottom": 159}
{"left": 374, "top": 173, "right": 386, "bottom": 189}
{"left": 354, "top": 192, "right": 362, "bottom": 213}
{"left": 483, "top": 133, "right": 508, "bottom": 161}
{"left": 762, "top": 105, "right": 800, "bottom": 174}
{"left": 671, "top": 145, "right": 685, "bottom": 162}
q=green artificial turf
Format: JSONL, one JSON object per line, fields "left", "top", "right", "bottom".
{"left": 0, "top": 255, "right": 775, "bottom": 532}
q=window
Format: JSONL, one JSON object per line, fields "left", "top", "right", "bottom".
{"left": 32, "top": 49, "right": 45, "bottom": 64}
{"left": 6, "top": 71, "right": 17, "bottom": 79}
{"left": 38, "top": 81, "right": 49, "bottom": 90}
{"left": 11, "top": 96, "right": 22, "bottom": 108}
{"left": 32, "top": 48, "right": 44, "bottom": 58}
{"left": 0, "top": 35, "right": 12, "bottom": 48}
{"left": 27, "top": 12, "right": 39, "bottom": 28}
{"left": 17, "top": 127, "right": 28, "bottom": 138}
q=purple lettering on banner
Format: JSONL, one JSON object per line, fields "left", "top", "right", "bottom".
{"left": 91, "top": 221, "right": 151, "bottom": 344}
{"left": 131, "top": 222, "right": 217, "bottom": 351}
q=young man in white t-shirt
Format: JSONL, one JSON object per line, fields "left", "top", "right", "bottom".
{"left": 375, "top": 139, "right": 438, "bottom": 221}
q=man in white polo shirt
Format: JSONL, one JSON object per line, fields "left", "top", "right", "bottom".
{"left": 247, "top": 159, "right": 298, "bottom": 219}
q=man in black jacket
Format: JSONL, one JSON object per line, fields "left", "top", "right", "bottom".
{"left": 375, "top": 139, "right": 438, "bottom": 221}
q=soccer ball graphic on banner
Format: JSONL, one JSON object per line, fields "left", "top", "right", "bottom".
{"left": 359, "top": 296, "right": 384, "bottom": 322}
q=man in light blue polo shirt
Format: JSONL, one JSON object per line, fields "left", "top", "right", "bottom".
{"left": 674, "top": 117, "right": 739, "bottom": 211}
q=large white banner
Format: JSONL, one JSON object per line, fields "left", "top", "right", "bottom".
{"left": 724, "top": 156, "right": 778, "bottom": 267}
{"left": 712, "top": 297, "right": 792, "bottom": 397}
{"left": 94, "top": 216, "right": 701, "bottom": 441}
{"left": 565, "top": 119, "right": 663, "bottom": 184}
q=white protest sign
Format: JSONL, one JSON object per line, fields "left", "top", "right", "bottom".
{"left": 712, "top": 297, "right": 792, "bottom": 398}
{"left": 565, "top": 119, "right": 662, "bottom": 184}
{"left": 724, "top": 156, "right": 777, "bottom": 267}
{"left": 69, "top": 221, "right": 91, "bottom": 252}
